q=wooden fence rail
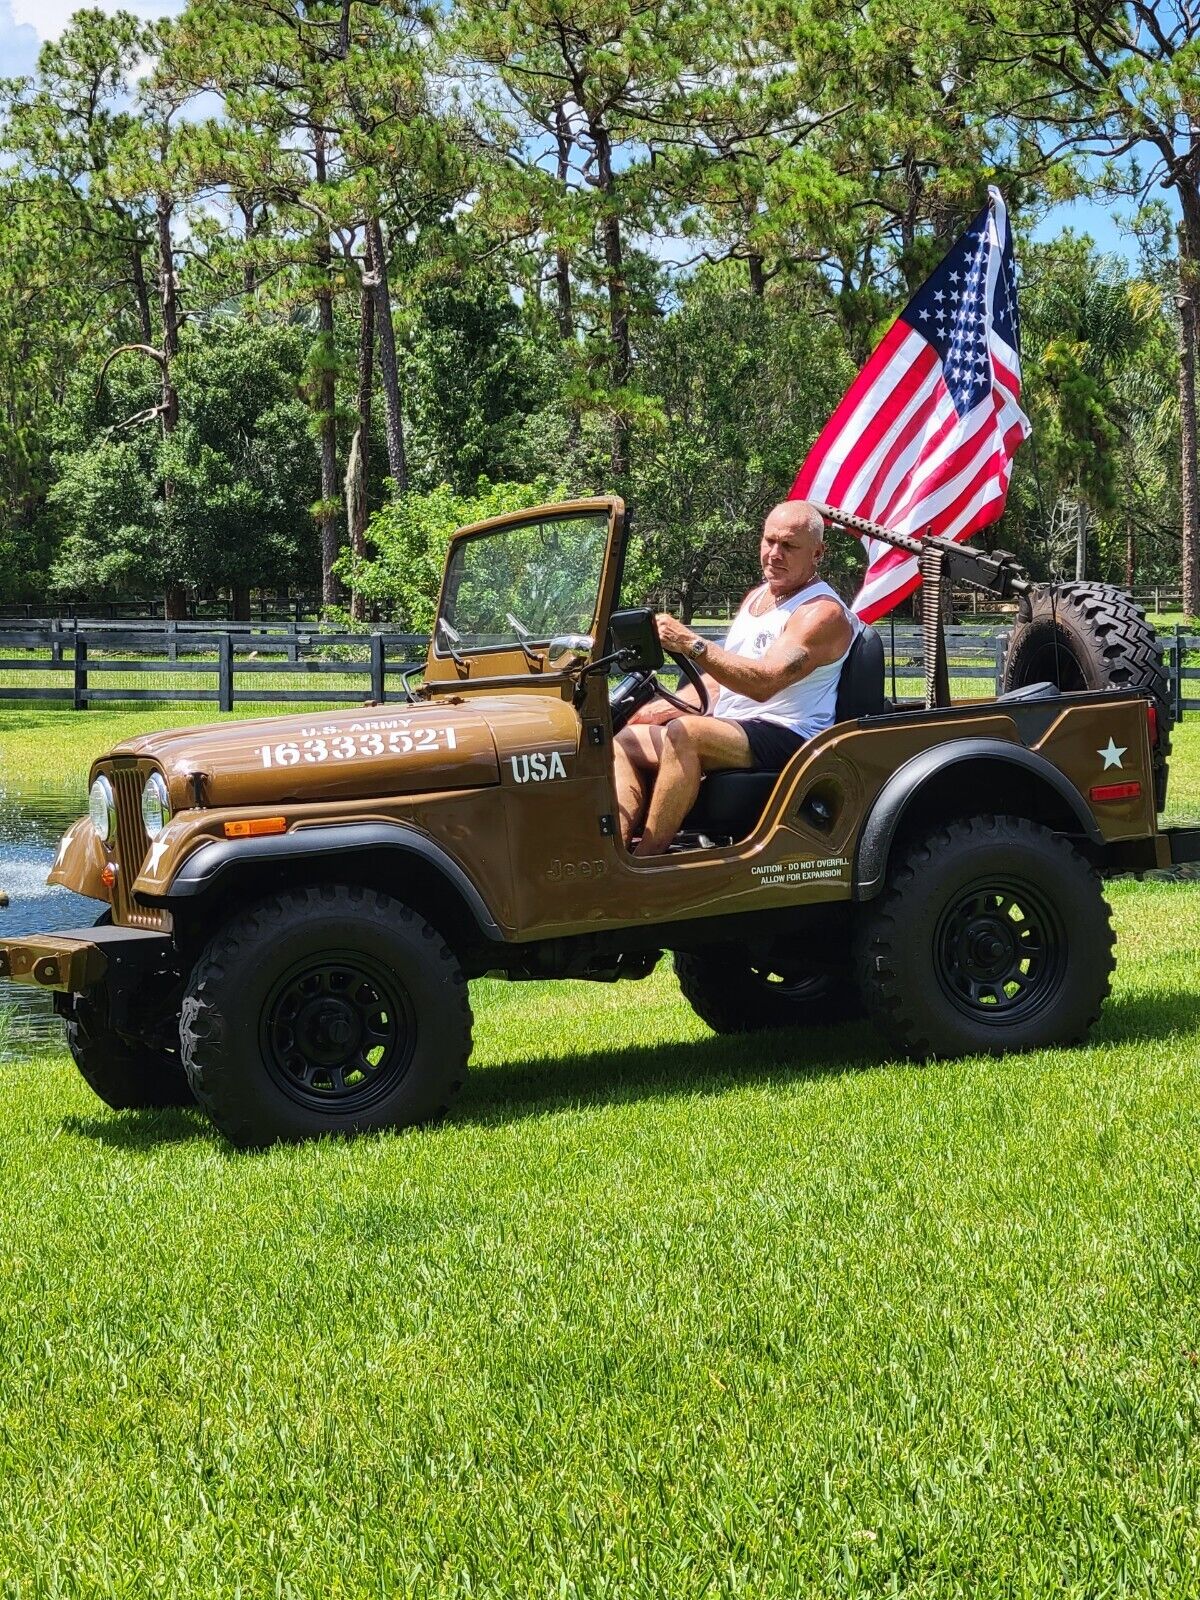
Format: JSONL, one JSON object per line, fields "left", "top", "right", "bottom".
{"left": 0, "top": 623, "right": 1197, "bottom": 714}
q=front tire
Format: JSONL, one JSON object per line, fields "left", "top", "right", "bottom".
{"left": 855, "top": 815, "right": 1114, "bottom": 1059}
{"left": 180, "top": 885, "right": 472, "bottom": 1149}
{"left": 66, "top": 990, "right": 194, "bottom": 1111}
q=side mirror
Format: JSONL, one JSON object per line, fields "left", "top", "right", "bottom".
{"left": 548, "top": 633, "right": 594, "bottom": 665}
{"left": 606, "top": 608, "right": 663, "bottom": 671}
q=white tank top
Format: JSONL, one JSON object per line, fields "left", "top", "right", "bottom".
{"left": 712, "top": 580, "right": 861, "bottom": 740}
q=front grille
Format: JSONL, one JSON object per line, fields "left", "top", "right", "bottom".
{"left": 107, "top": 761, "right": 166, "bottom": 930}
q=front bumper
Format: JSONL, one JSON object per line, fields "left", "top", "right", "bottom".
{"left": 0, "top": 926, "right": 172, "bottom": 993}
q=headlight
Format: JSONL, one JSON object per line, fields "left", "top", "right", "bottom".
{"left": 140, "top": 773, "right": 171, "bottom": 840}
{"left": 88, "top": 776, "right": 116, "bottom": 843}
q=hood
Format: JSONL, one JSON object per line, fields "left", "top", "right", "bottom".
{"left": 109, "top": 692, "right": 583, "bottom": 811}
{"left": 111, "top": 700, "right": 502, "bottom": 810}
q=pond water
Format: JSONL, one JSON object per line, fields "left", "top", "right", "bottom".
{"left": 0, "top": 781, "right": 93, "bottom": 1053}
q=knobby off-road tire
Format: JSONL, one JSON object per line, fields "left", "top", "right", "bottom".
{"left": 855, "top": 815, "right": 1115, "bottom": 1059}
{"left": 674, "top": 950, "right": 859, "bottom": 1033}
{"left": 1004, "top": 581, "right": 1171, "bottom": 736}
{"left": 180, "top": 884, "right": 472, "bottom": 1149}
{"left": 66, "top": 991, "right": 194, "bottom": 1111}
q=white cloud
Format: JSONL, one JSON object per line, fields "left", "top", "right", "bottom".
{"left": 7, "top": 0, "right": 180, "bottom": 45}
{"left": 0, "top": 0, "right": 39, "bottom": 76}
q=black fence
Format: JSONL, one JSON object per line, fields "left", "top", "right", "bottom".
{"left": 0, "top": 619, "right": 1196, "bottom": 715}
{"left": 0, "top": 598, "right": 324, "bottom": 624}
{"left": 0, "top": 624, "right": 427, "bottom": 710}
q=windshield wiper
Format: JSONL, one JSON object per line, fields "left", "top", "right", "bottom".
{"left": 505, "top": 611, "right": 545, "bottom": 669}
{"left": 437, "top": 617, "right": 468, "bottom": 671}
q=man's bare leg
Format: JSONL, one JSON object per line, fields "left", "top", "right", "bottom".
{"left": 613, "top": 724, "right": 668, "bottom": 847}
{"left": 633, "top": 717, "right": 754, "bottom": 857}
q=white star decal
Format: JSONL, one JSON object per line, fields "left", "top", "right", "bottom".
{"left": 1098, "top": 738, "right": 1126, "bottom": 770}
{"left": 918, "top": 308, "right": 930, "bottom": 320}
{"left": 146, "top": 839, "right": 171, "bottom": 876}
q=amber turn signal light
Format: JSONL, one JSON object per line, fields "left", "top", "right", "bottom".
{"left": 100, "top": 862, "right": 118, "bottom": 888}
{"left": 223, "top": 817, "right": 288, "bottom": 839}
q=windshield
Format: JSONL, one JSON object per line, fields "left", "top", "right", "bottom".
{"left": 435, "top": 509, "right": 610, "bottom": 655}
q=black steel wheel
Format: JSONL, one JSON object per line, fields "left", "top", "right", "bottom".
{"left": 261, "top": 953, "right": 417, "bottom": 1112}
{"left": 934, "top": 879, "right": 1067, "bottom": 1025}
{"left": 674, "top": 949, "right": 858, "bottom": 1033}
{"left": 180, "top": 884, "right": 472, "bottom": 1148}
{"left": 855, "top": 814, "right": 1114, "bottom": 1059}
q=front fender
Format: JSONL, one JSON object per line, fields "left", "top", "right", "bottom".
{"left": 47, "top": 816, "right": 108, "bottom": 902}
{"left": 853, "top": 738, "right": 1102, "bottom": 901}
{"left": 154, "top": 821, "right": 503, "bottom": 939}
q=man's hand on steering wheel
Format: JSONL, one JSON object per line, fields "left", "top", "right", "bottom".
{"left": 650, "top": 614, "right": 711, "bottom": 717}
{"left": 654, "top": 613, "right": 700, "bottom": 657}
{"left": 609, "top": 611, "right": 711, "bottom": 734}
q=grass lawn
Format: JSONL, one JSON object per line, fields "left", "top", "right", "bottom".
{"left": 2, "top": 709, "right": 1200, "bottom": 1594}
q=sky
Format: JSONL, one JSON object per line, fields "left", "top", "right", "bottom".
{"left": 0, "top": 0, "right": 1146, "bottom": 266}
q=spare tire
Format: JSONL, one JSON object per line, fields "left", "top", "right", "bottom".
{"left": 1003, "top": 581, "right": 1171, "bottom": 721}
{"left": 1002, "top": 581, "right": 1171, "bottom": 804}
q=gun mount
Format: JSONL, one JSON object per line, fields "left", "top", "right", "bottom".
{"left": 813, "top": 500, "right": 1033, "bottom": 708}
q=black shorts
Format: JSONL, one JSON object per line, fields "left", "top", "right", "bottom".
{"left": 739, "top": 718, "right": 807, "bottom": 771}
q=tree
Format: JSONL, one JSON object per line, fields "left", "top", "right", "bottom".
{"left": 631, "top": 267, "right": 857, "bottom": 618}
{"left": 404, "top": 263, "right": 552, "bottom": 494}
{"left": 48, "top": 318, "right": 313, "bottom": 605}
{"left": 339, "top": 477, "right": 567, "bottom": 628}
{"left": 453, "top": 0, "right": 716, "bottom": 478}
{"left": 986, "top": 0, "right": 1200, "bottom": 609}
{"left": 0, "top": 12, "right": 160, "bottom": 588}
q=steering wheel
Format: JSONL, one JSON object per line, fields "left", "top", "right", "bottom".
{"left": 609, "top": 648, "right": 710, "bottom": 735}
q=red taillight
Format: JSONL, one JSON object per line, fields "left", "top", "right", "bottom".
{"left": 1090, "top": 781, "right": 1142, "bottom": 802}
{"left": 1148, "top": 702, "right": 1159, "bottom": 746}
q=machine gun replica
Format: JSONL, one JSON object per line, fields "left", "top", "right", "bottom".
{"left": 812, "top": 501, "right": 1033, "bottom": 710}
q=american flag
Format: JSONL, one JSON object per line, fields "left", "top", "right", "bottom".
{"left": 791, "top": 186, "right": 1031, "bottom": 622}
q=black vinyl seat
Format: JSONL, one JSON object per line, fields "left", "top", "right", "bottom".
{"left": 681, "top": 626, "right": 886, "bottom": 840}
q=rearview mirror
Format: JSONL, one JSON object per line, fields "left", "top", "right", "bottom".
{"left": 606, "top": 608, "right": 664, "bottom": 671}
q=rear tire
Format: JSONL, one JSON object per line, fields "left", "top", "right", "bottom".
{"left": 180, "top": 884, "right": 472, "bottom": 1149}
{"left": 674, "top": 949, "right": 858, "bottom": 1033}
{"left": 855, "top": 815, "right": 1114, "bottom": 1059}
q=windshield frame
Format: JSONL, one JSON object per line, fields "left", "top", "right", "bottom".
{"left": 427, "top": 499, "right": 623, "bottom": 674}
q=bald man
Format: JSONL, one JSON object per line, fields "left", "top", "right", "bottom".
{"left": 614, "top": 501, "right": 860, "bottom": 856}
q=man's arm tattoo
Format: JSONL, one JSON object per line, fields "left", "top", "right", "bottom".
{"left": 782, "top": 641, "right": 812, "bottom": 681}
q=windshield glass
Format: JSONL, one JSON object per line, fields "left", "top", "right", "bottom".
{"left": 436, "top": 509, "right": 610, "bottom": 655}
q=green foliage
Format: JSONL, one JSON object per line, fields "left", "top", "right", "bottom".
{"left": 340, "top": 477, "right": 570, "bottom": 628}
{"left": 1005, "top": 236, "right": 1181, "bottom": 583}
{"left": 0, "top": 0, "right": 1193, "bottom": 611}
{"left": 47, "top": 319, "right": 312, "bottom": 597}
{"left": 630, "top": 268, "right": 859, "bottom": 614}
{"left": 404, "top": 267, "right": 552, "bottom": 494}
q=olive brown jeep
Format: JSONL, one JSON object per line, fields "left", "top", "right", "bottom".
{"left": 3, "top": 497, "right": 1198, "bottom": 1147}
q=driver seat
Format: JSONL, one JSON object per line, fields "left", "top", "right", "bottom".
{"left": 680, "top": 625, "right": 886, "bottom": 841}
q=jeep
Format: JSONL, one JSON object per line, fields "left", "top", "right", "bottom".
{"left": 3, "top": 496, "right": 1197, "bottom": 1147}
